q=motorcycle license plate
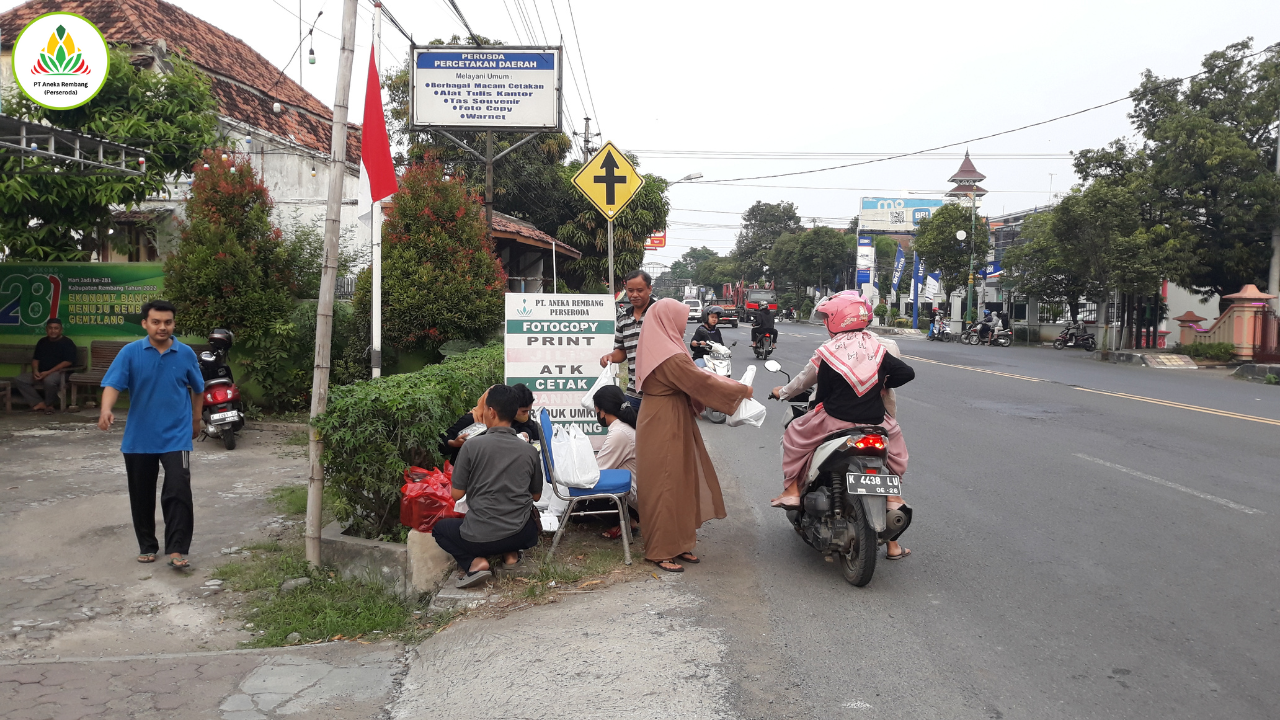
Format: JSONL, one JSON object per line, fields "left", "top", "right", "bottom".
{"left": 209, "top": 410, "right": 240, "bottom": 424}
{"left": 846, "top": 473, "right": 901, "bottom": 496}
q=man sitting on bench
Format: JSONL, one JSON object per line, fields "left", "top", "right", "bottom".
{"left": 14, "top": 319, "right": 77, "bottom": 414}
{"left": 432, "top": 384, "right": 543, "bottom": 589}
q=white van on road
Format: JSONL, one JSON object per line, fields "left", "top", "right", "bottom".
{"left": 684, "top": 299, "right": 703, "bottom": 323}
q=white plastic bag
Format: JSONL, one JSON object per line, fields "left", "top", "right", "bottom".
{"left": 453, "top": 495, "right": 469, "bottom": 514}
{"left": 727, "top": 397, "right": 768, "bottom": 428}
{"left": 550, "top": 424, "right": 601, "bottom": 488}
{"left": 739, "top": 364, "right": 756, "bottom": 387}
{"left": 580, "top": 363, "right": 619, "bottom": 410}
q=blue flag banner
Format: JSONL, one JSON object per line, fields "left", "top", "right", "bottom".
{"left": 890, "top": 246, "right": 906, "bottom": 292}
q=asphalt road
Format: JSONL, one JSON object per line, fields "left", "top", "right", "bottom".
{"left": 676, "top": 320, "right": 1279, "bottom": 719}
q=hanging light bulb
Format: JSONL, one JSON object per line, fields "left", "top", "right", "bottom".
{"left": 230, "top": 166, "right": 237, "bottom": 174}
{"left": 138, "top": 157, "right": 146, "bottom": 166}
{"left": 272, "top": 102, "right": 282, "bottom": 113}
{"left": 244, "top": 136, "right": 252, "bottom": 146}
{"left": 202, "top": 163, "right": 209, "bottom": 170}
{"left": 310, "top": 167, "right": 317, "bottom": 178}
{"left": 221, "top": 153, "right": 228, "bottom": 162}
{"left": 308, "top": 47, "right": 316, "bottom": 65}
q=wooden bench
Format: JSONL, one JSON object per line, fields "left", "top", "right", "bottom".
{"left": 0, "top": 343, "right": 88, "bottom": 412}
{"left": 67, "top": 341, "right": 131, "bottom": 409}
{"left": 66, "top": 340, "right": 213, "bottom": 409}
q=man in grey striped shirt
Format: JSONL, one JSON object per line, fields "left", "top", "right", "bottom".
{"left": 599, "top": 270, "right": 655, "bottom": 411}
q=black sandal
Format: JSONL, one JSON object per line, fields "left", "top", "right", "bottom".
{"left": 650, "top": 559, "right": 684, "bottom": 573}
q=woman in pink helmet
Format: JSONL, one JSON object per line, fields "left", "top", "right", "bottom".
{"left": 769, "top": 290, "right": 915, "bottom": 560}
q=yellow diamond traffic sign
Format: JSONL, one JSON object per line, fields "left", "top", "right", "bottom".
{"left": 571, "top": 142, "right": 645, "bottom": 220}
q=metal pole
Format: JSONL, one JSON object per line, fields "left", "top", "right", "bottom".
{"left": 306, "top": 0, "right": 359, "bottom": 567}
{"left": 607, "top": 219, "right": 614, "bottom": 297}
{"left": 371, "top": 3, "right": 383, "bottom": 379}
{"left": 967, "top": 192, "right": 976, "bottom": 322}
{"left": 485, "top": 131, "right": 494, "bottom": 242}
{"left": 911, "top": 252, "right": 920, "bottom": 329}
{"left": 551, "top": 238, "right": 557, "bottom": 293}
{"left": 1270, "top": 107, "right": 1280, "bottom": 312}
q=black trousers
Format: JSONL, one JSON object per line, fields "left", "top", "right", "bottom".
{"left": 752, "top": 327, "right": 778, "bottom": 344}
{"left": 433, "top": 513, "right": 539, "bottom": 571}
{"left": 124, "top": 451, "right": 194, "bottom": 556}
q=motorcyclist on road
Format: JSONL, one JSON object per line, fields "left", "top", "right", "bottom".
{"left": 751, "top": 307, "right": 778, "bottom": 348}
{"left": 690, "top": 306, "right": 724, "bottom": 368}
{"left": 1065, "top": 317, "right": 1086, "bottom": 342}
{"left": 979, "top": 311, "right": 996, "bottom": 342}
{"left": 768, "top": 290, "right": 915, "bottom": 560}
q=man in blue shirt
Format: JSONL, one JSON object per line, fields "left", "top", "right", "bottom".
{"left": 98, "top": 300, "right": 205, "bottom": 569}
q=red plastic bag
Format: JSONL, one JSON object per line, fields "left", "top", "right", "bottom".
{"left": 400, "top": 465, "right": 463, "bottom": 533}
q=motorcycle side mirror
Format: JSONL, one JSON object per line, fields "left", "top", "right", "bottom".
{"left": 731, "top": 341, "right": 737, "bottom": 347}
{"left": 764, "top": 360, "right": 782, "bottom": 373}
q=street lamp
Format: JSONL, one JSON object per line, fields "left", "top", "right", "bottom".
{"left": 671, "top": 172, "right": 703, "bottom": 185}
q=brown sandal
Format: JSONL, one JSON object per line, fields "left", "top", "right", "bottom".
{"left": 675, "top": 552, "right": 699, "bottom": 564}
{"left": 650, "top": 559, "right": 683, "bottom": 573}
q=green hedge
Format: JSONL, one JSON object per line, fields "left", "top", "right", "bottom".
{"left": 1173, "top": 341, "right": 1235, "bottom": 362}
{"left": 313, "top": 342, "right": 504, "bottom": 540}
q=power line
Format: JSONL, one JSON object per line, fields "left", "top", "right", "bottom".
{"left": 693, "top": 40, "right": 1280, "bottom": 185}
{"left": 501, "top": 0, "right": 525, "bottom": 43}
{"left": 564, "top": 0, "right": 601, "bottom": 135}
{"left": 444, "top": 0, "right": 483, "bottom": 45}
{"left": 633, "top": 150, "right": 1075, "bottom": 161}
{"left": 530, "top": 0, "right": 552, "bottom": 47}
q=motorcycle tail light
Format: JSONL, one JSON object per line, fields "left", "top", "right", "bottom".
{"left": 206, "top": 385, "right": 234, "bottom": 404}
{"left": 854, "top": 435, "right": 886, "bottom": 450}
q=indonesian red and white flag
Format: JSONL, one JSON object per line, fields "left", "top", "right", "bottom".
{"left": 360, "top": 46, "right": 394, "bottom": 219}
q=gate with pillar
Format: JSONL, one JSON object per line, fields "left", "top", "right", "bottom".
{"left": 1174, "top": 285, "right": 1279, "bottom": 361}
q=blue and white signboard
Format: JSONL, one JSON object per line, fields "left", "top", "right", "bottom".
{"left": 412, "top": 46, "right": 562, "bottom": 131}
{"left": 856, "top": 236, "right": 875, "bottom": 285}
{"left": 860, "top": 197, "right": 945, "bottom": 233}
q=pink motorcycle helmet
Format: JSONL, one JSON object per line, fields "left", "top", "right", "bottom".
{"left": 814, "top": 290, "right": 873, "bottom": 336}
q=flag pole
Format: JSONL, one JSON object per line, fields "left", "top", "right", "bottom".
{"left": 371, "top": 3, "right": 383, "bottom": 378}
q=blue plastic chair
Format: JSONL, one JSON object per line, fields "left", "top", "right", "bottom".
{"left": 538, "top": 408, "right": 634, "bottom": 565}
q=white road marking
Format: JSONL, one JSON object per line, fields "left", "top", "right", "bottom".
{"left": 1074, "top": 454, "right": 1264, "bottom": 515}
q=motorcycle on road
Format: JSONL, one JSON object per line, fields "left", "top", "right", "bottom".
{"left": 697, "top": 340, "right": 736, "bottom": 424}
{"left": 763, "top": 360, "right": 912, "bottom": 587}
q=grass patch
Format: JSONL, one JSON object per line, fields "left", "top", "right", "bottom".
{"left": 212, "top": 540, "right": 427, "bottom": 647}
{"left": 284, "top": 429, "right": 309, "bottom": 446}
{"left": 270, "top": 485, "right": 309, "bottom": 516}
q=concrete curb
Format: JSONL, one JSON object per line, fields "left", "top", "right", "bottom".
{"left": 1233, "top": 363, "right": 1280, "bottom": 383}
{"left": 244, "top": 421, "right": 309, "bottom": 433}
{"left": 1092, "top": 350, "right": 1198, "bottom": 369}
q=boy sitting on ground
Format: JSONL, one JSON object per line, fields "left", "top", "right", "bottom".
{"left": 432, "top": 384, "right": 544, "bottom": 589}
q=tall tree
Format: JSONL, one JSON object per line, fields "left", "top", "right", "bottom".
{"left": 1002, "top": 211, "right": 1091, "bottom": 315}
{"left": 735, "top": 201, "right": 803, "bottom": 281}
{"left": 1, "top": 46, "right": 219, "bottom": 260}
{"left": 911, "top": 202, "right": 991, "bottom": 302}
{"left": 1076, "top": 39, "right": 1280, "bottom": 301}
{"left": 769, "top": 226, "right": 848, "bottom": 289}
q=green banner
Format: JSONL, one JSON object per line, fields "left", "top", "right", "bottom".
{"left": 0, "top": 262, "right": 164, "bottom": 337}
{"left": 506, "top": 319, "right": 615, "bottom": 335}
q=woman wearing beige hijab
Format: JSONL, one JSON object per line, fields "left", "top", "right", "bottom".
{"left": 633, "top": 299, "right": 753, "bottom": 572}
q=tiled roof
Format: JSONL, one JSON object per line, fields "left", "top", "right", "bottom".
{"left": 944, "top": 184, "right": 988, "bottom": 197}
{"left": 948, "top": 151, "right": 986, "bottom": 183}
{"left": 492, "top": 212, "right": 581, "bottom": 259}
{"left": 0, "top": 0, "right": 360, "bottom": 162}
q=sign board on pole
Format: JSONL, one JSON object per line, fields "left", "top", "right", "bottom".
{"left": 572, "top": 142, "right": 645, "bottom": 220}
{"left": 504, "top": 293, "right": 615, "bottom": 443}
{"left": 860, "top": 197, "right": 945, "bottom": 233}
{"left": 0, "top": 263, "right": 163, "bottom": 337}
{"left": 410, "top": 46, "right": 562, "bottom": 131}
{"left": 644, "top": 231, "right": 666, "bottom": 250}
{"left": 855, "top": 236, "right": 875, "bottom": 285}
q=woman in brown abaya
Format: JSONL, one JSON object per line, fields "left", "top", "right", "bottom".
{"left": 633, "top": 299, "right": 753, "bottom": 572}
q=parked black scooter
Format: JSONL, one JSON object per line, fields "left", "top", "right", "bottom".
{"left": 1053, "top": 327, "right": 1097, "bottom": 352}
{"left": 199, "top": 329, "right": 245, "bottom": 450}
{"left": 763, "top": 360, "right": 912, "bottom": 587}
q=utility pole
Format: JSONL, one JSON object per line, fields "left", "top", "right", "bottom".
{"left": 305, "top": 0, "right": 358, "bottom": 567}
{"left": 966, "top": 192, "right": 977, "bottom": 322}
{"left": 371, "top": 3, "right": 383, "bottom": 378}
{"left": 1270, "top": 107, "right": 1280, "bottom": 312}
{"left": 574, "top": 117, "right": 598, "bottom": 163}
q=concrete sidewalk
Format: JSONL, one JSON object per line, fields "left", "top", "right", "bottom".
{"left": 0, "top": 641, "right": 406, "bottom": 720}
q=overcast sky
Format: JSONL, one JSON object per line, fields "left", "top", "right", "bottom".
{"left": 8, "top": 0, "right": 1278, "bottom": 266}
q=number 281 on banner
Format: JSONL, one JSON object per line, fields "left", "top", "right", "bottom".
{"left": 644, "top": 231, "right": 666, "bottom": 250}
